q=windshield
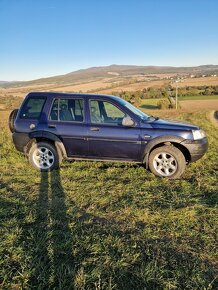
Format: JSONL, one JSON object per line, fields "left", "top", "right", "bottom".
{"left": 119, "top": 99, "right": 155, "bottom": 121}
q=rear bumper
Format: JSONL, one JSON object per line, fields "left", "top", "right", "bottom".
{"left": 181, "top": 137, "right": 208, "bottom": 162}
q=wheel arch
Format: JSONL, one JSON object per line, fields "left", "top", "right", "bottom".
{"left": 143, "top": 136, "right": 191, "bottom": 168}
{"left": 25, "top": 131, "right": 67, "bottom": 158}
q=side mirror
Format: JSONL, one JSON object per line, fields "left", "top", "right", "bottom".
{"left": 122, "top": 116, "right": 135, "bottom": 127}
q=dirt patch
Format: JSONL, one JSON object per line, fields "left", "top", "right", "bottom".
{"left": 180, "top": 100, "right": 218, "bottom": 126}
{"left": 180, "top": 100, "right": 218, "bottom": 110}
{"left": 0, "top": 104, "right": 5, "bottom": 109}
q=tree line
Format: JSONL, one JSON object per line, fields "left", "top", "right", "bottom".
{"left": 112, "top": 85, "right": 218, "bottom": 106}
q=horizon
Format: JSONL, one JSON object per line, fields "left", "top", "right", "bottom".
{"left": 1, "top": 63, "right": 218, "bottom": 83}
{"left": 1, "top": 0, "right": 218, "bottom": 81}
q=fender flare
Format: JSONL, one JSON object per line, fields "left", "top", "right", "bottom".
{"left": 143, "top": 135, "right": 185, "bottom": 168}
{"left": 25, "top": 131, "right": 67, "bottom": 158}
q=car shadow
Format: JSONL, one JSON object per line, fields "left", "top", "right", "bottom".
{"left": 28, "top": 163, "right": 150, "bottom": 288}
{"left": 29, "top": 168, "right": 75, "bottom": 288}
{"left": 50, "top": 169, "right": 74, "bottom": 286}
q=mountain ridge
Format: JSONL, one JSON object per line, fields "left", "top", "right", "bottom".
{"left": 1, "top": 64, "right": 218, "bottom": 88}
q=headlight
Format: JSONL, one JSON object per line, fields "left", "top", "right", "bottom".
{"left": 192, "top": 129, "right": 206, "bottom": 140}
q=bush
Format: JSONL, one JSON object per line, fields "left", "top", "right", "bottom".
{"left": 157, "top": 99, "right": 170, "bottom": 109}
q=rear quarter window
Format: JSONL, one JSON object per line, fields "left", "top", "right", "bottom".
{"left": 20, "top": 97, "right": 46, "bottom": 119}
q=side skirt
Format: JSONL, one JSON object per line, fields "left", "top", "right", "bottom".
{"left": 65, "top": 156, "right": 142, "bottom": 163}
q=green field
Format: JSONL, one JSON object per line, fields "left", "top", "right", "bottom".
{"left": 179, "top": 95, "right": 218, "bottom": 101}
{"left": 140, "top": 95, "right": 218, "bottom": 110}
{"left": 0, "top": 110, "right": 218, "bottom": 289}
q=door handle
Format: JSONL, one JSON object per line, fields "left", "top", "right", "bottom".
{"left": 90, "top": 127, "right": 99, "bottom": 131}
{"left": 48, "top": 124, "right": 56, "bottom": 128}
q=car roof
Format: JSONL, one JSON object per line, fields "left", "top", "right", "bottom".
{"left": 28, "top": 91, "right": 121, "bottom": 102}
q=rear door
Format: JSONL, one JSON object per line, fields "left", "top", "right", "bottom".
{"left": 87, "top": 99, "right": 141, "bottom": 161}
{"left": 47, "top": 97, "right": 88, "bottom": 157}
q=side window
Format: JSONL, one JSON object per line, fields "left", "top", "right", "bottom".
{"left": 90, "top": 100, "right": 125, "bottom": 125}
{"left": 74, "top": 99, "right": 84, "bottom": 120}
{"left": 89, "top": 100, "right": 101, "bottom": 123}
{"left": 50, "top": 98, "right": 84, "bottom": 122}
{"left": 20, "top": 97, "right": 46, "bottom": 119}
{"left": 59, "top": 99, "right": 73, "bottom": 121}
{"left": 104, "top": 102, "right": 125, "bottom": 119}
{"left": 50, "top": 99, "right": 58, "bottom": 120}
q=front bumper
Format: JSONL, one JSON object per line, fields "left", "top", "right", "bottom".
{"left": 181, "top": 137, "right": 208, "bottom": 162}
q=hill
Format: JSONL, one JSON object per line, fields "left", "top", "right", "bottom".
{"left": 1, "top": 64, "right": 218, "bottom": 100}
{"left": 1, "top": 64, "right": 218, "bottom": 88}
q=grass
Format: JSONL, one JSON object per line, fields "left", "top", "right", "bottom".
{"left": 0, "top": 109, "right": 218, "bottom": 289}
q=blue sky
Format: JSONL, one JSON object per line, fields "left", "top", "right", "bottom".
{"left": 0, "top": 0, "right": 218, "bottom": 81}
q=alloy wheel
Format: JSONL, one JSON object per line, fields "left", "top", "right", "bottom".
{"left": 153, "top": 152, "right": 177, "bottom": 177}
{"left": 32, "top": 146, "right": 55, "bottom": 170}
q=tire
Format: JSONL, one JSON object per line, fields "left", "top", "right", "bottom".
{"left": 9, "top": 109, "right": 19, "bottom": 133}
{"left": 28, "top": 141, "right": 62, "bottom": 171}
{"left": 148, "top": 145, "right": 186, "bottom": 179}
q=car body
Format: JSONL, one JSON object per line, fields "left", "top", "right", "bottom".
{"left": 10, "top": 92, "right": 208, "bottom": 178}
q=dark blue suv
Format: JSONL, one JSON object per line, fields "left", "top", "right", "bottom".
{"left": 9, "top": 92, "right": 208, "bottom": 178}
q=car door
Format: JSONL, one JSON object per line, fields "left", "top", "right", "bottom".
{"left": 47, "top": 97, "right": 88, "bottom": 157}
{"left": 87, "top": 99, "right": 141, "bottom": 161}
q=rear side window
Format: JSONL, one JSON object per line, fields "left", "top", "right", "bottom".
{"left": 49, "top": 98, "right": 84, "bottom": 122}
{"left": 20, "top": 97, "right": 46, "bottom": 119}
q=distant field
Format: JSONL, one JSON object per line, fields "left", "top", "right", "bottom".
{"left": 52, "top": 78, "right": 116, "bottom": 93}
{"left": 180, "top": 99, "right": 218, "bottom": 110}
{"left": 1, "top": 76, "right": 218, "bottom": 98}
{"left": 0, "top": 108, "right": 218, "bottom": 289}
{"left": 172, "top": 76, "right": 218, "bottom": 88}
{"left": 97, "top": 79, "right": 168, "bottom": 94}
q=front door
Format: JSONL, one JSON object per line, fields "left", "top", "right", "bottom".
{"left": 88, "top": 99, "right": 141, "bottom": 161}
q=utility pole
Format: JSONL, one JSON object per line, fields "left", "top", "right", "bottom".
{"left": 175, "top": 81, "right": 178, "bottom": 109}
{"left": 175, "top": 80, "right": 182, "bottom": 110}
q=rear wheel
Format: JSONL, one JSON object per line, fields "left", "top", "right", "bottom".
{"left": 148, "top": 145, "right": 186, "bottom": 179}
{"left": 28, "top": 142, "right": 61, "bottom": 171}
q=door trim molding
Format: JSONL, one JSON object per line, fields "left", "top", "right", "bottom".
{"left": 87, "top": 137, "right": 141, "bottom": 144}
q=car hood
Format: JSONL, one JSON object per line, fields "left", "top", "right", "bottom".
{"left": 144, "top": 118, "right": 199, "bottom": 130}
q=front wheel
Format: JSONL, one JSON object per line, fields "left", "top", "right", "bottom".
{"left": 148, "top": 145, "right": 186, "bottom": 179}
{"left": 28, "top": 142, "right": 61, "bottom": 171}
